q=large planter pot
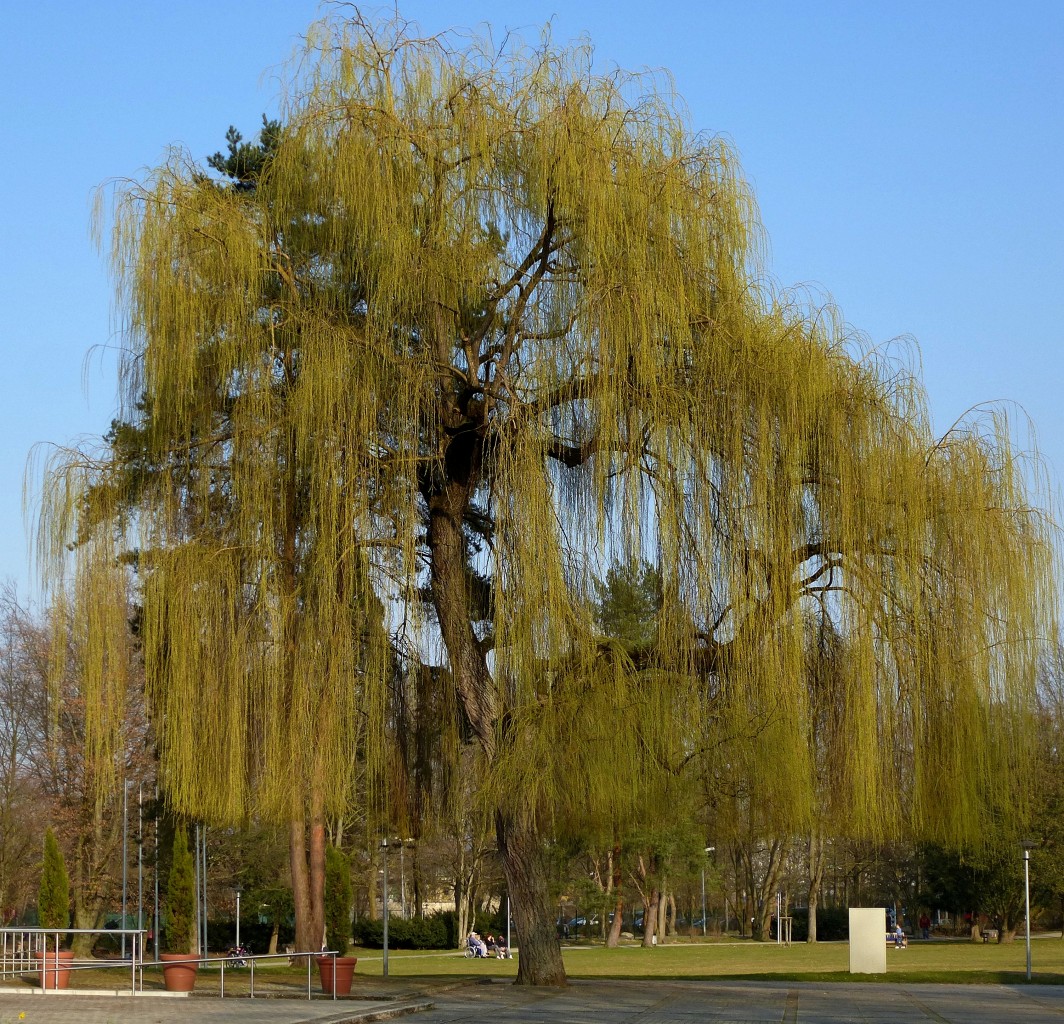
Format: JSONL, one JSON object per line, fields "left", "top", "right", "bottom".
{"left": 160, "top": 953, "right": 200, "bottom": 992}
{"left": 34, "top": 950, "right": 74, "bottom": 990}
{"left": 316, "top": 955, "right": 357, "bottom": 996}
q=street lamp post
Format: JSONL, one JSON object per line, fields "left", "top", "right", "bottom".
{"left": 235, "top": 886, "right": 242, "bottom": 950}
{"left": 1022, "top": 839, "right": 1037, "bottom": 982}
{"left": 701, "top": 847, "right": 715, "bottom": 938}
{"left": 137, "top": 784, "right": 143, "bottom": 938}
{"left": 121, "top": 781, "right": 128, "bottom": 959}
{"left": 153, "top": 786, "right": 160, "bottom": 962}
{"left": 381, "top": 839, "right": 390, "bottom": 978}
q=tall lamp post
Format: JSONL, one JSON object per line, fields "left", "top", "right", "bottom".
{"left": 234, "top": 885, "right": 242, "bottom": 950}
{"left": 701, "top": 847, "right": 715, "bottom": 937}
{"left": 1022, "top": 839, "right": 1037, "bottom": 982}
{"left": 121, "top": 780, "right": 128, "bottom": 959}
{"left": 381, "top": 839, "right": 390, "bottom": 978}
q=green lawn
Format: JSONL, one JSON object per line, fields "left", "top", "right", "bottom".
{"left": 350, "top": 936, "right": 1064, "bottom": 986}
{"left": 17, "top": 937, "right": 1064, "bottom": 992}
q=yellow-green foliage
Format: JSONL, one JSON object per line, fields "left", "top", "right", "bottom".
{"left": 37, "top": 15, "right": 1057, "bottom": 842}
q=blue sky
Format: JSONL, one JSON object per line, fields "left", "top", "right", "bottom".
{"left": 3, "top": 1, "right": 1062, "bottom": 603}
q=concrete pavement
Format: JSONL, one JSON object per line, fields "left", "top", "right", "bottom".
{"left": 415, "top": 978, "right": 1064, "bottom": 1022}
{"left": 4, "top": 978, "right": 1064, "bottom": 1023}
{"left": 0, "top": 991, "right": 433, "bottom": 1024}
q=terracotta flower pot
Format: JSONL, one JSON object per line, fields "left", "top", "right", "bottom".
{"left": 315, "top": 955, "right": 357, "bottom": 996}
{"left": 160, "top": 952, "right": 200, "bottom": 992}
{"left": 34, "top": 949, "right": 74, "bottom": 990}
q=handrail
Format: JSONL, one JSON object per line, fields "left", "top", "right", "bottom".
{"left": 0, "top": 927, "right": 147, "bottom": 933}
{"left": 192, "top": 949, "right": 341, "bottom": 1001}
{"left": 0, "top": 927, "right": 146, "bottom": 994}
{"left": 0, "top": 930, "right": 341, "bottom": 1000}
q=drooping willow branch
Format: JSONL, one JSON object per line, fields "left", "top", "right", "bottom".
{"left": 35, "top": 12, "right": 1057, "bottom": 852}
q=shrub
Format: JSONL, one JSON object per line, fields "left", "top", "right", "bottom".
{"left": 351, "top": 912, "right": 450, "bottom": 949}
{"left": 38, "top": 828, "right": 70, "bottom": 933}
{"left": 426, "top": 909, "right": 503, "bottom": 948}
{"left": 788, "top": 907, "right": 849, "bottom": 942}
{"left": 352, "top": 916, "right": 383, "bottom": 948}
{"left": 205, "top": 919, "right": 292, "bottom": 955}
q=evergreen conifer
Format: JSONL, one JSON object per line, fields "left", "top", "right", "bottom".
{"left": 165, "top": 828, "right": 196, "bottom": 953}
{"left": 37, "top": 828, "right": 69, "bottom": 933}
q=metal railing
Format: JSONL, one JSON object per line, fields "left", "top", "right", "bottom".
{"left": 212, "top": 949, "right": 341, "bottom": 1000}
{"left": 0, "top": 927, "right": 146, "bottom": 993}
{"left": 0, "top": 932, "right": 342, "bottom": 1000}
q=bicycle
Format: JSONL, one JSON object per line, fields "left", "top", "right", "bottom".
{"left": 225, "top": 944, "right": 250, "bottom": 968}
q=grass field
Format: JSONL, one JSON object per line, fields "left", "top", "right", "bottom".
{"left": 16, "top": 936, "right": 1064, "bottom": 992}
{"left": 350, "top": 935, "right": 1064, "bottom": 986}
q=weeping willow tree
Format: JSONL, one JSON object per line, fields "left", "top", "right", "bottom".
{"left": 37, "top": 13, "right": 1058, "bottom": 984}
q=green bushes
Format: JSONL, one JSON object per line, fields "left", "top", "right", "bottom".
{"left": 352, "top": 913, "right": 448, "bottom": 949}
{"left": 205, "top": 919, "right": 293, "bottom": 954}
{"left": 352, "top": 910, "right": 502, "bottom": 949}
{"left": 788, "top": 907, "right": 849, "bottom": 942}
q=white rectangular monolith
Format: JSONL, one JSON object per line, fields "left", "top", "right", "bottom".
{"left": 848, "top": 908, "right": 887, "bottom": 974}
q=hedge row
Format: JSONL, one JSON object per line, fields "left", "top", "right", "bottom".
{"left": 352, "top": 909, "right": 505, "bottom": 949}
{"left": 783, "top": 907, "right": 849, "bottom": 942}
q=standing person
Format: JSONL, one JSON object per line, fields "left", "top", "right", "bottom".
{"left": 918, "top": 913, "right": 931, "bottom": 940}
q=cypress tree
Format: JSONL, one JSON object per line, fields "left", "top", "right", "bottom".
{"left": 38, "top": 828, "right": 70, "bottom": 933}
{"left": 323, "top": 845, "right": 352, "bottom": 955}
{"left": 165, "top": 828, "right": 196, "bottom": 953}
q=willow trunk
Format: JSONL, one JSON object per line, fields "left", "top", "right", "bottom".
{"left": 641, "top": 888, "right": 660, "bottom": 948}
{"left": 806, "top": 832, "right": 826, "bottom": 944}
{"left": 605, "top": 844, "right": 624, "bottom": 948}
{"left": 428, "top": 478, "right": 566, "bottom": 984}
{"left": 753, "top": 840, "right": 789, "bottom": 941}
{"left": 496, "top": 809, "right": 566, "bottom": 985}
{"left": 289, "top": 801, "right": 325, "bottom": 958}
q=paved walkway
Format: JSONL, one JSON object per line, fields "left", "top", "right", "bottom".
{"left": 0, "top": 990, "right": 432, "bottom": 1024}
{"left": 418, "top": 978, "right": 1064, "bottom": 1022}
{"left": 5, "top": 978, "right": 1064, "bottom": 1023}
